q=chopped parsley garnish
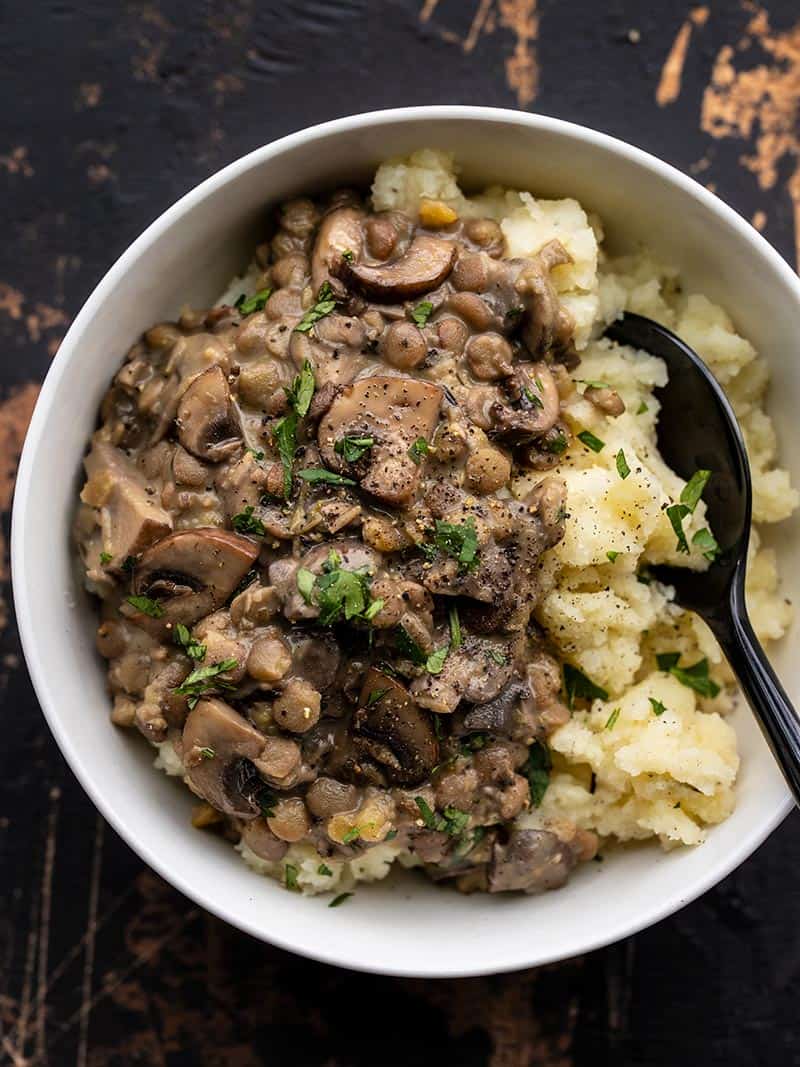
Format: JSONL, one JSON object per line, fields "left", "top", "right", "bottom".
{"left": 408, "top": 436, "right": 430, "bottom": 464}
{"left": 426, "top": 518, "right": 479, "bottom": 571}
{"left": 448, "top": 604, "right": 462, "bottom": 650}
{"left": 410, "top": 300, "right": 434, "bottom": 327}
{"left": 258, "top": 789, "right": 277, "bottom": 818}
{"left": 577, "top": 429, "right": 605, "bottom": 453}
{"left": 606, "top": 550, "right": 620, "bottom": 563}
{"left": 198, "top": 746, "right": 215, "bottom": 760}
{"left": 666, "top": 503, "right": 691, "bottom": 553}
{"left": 524, "top": 741, "right": 551, "bottom": 807}
{"left": 231, "top": 505, "right": 266, "bottom": 536}
{"left": 656, "top": 653, "right": 721, "bottom": 698}
{"left": 126, "top": 595, "right": 164, "bottom": 618}
{"left": 425, "top": 645, "right": 450, "bottom": 675}
{"left": 578, "top": 379, "right": 611, "bottom": 390}
{"left": 298, "top": 468, "right": 357, "bottom": 487}
{"left": 414, "top": 797, "right": 469, "bottom": 837}
{"left": 385, "top": 829, "right": 398, "bottom": 841}
{"left": 122, "top": 555, "right": 137, "bottom": 573}
{"left": 681, "top": 469, "right": 712, "bottom": 512}
{"left": 487, "top": 649, "right": 507, "bottom": 666}
{"left": 666, "top": 469, "right": 713, "bottom": 554}
{"left": 285, "top": 864, "right": 299, "bottom": 891}
{"left": 272, "top": 414, "right": 298, "bottom": 499}
{"left": 523, "top": 386, "right": 544, "bottom": 409}
{"left": 605, "top": 707, "right": 621, "bottom": 730}
{"left": 461, "top": 733, "right": 488, "bottom": 754}
{"left": 366, "top": 687, "right": 389, "bottom": 707}
{"left": 334, "top": 435, "right": 374, "bottom": 463}
{"left": 318, "top": 863, "right": 334, "bottom": 876}
{"left": 543, "top": 430, "right": 568, "bottom": 455}
{"left": 99, "top": 551, "right": 112, "bottom": 565}
{"left": 286, "top": 359, "right": 315, "bottom": 417}
{"left": 270, "top": 361, "right": 317, "bottom": 498}
{"left": 615, "top": 449, "right": 631, "bottom": 480}
{"left": 328, "top": 892, "right": 353, "bottom": 908}
{"left": 294, "top": 281, "right": 338, "bottom": 334}
{"left": 174, "top": 623, "right": 206, "bottom": 661}
{"left": 173, "top": 658, "right": 239, "bottom": 709}
{"left": 692, "top": 527, "right": 720, "bottom": 562}
{"left": 636, "top": 401, "right": 649, "bottom": 415}
{"left": 235, "top": 287, "right": 272, "bottom": 315}
{"left": 296, "top": 549, "right": 383, "bottom": 626}
{"left": 341, "top": 249, "right": 355, "bottom": 263}
{"left": 563, "top": 663, "right": 609, "bottom": 708}
{"left": 649, "top": 698, "right": 667, "bottom": 716}
{"left": 246, "top": 447, "right": 265, "bottom": 461}
{"left": 342, "top": 826, "right": 361, "bottom": 845}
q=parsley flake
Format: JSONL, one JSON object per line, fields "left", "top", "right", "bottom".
{"left": 173, "top": 658, "right": 239, "bottom": 709}
{"left": 285, "top": 864, "right": 299, "bottom": 891}
{"left": 231, "top": 505, "right": 266, "bottom": 536}
{"left": 328, "top": 892, "right": 353, "bottom": 908}
{"left": 334, "top": 435, "right": 374, "bottom": 463}
{"left": 127, "top": 595, "right": 164, "bottom": 619}
{"left": 649, "top": 698, "right": 667, "bottom": 716}
{"left": 408, "top": 437, "right": 430, "bottom": 464}
{"left": 318, "top": 863, "right": 334, "bottom": 876}
{"left": 366, "top": 687, "right": 389, "bottom": 707}
{"left": 606, "top": 550, "right": 620, "bottom": 563}
{"left": 692, "top": 527, "right": 720, "bottom": 562}
{"left": 297, "top": 550, "right": 382, "bottom": 626}
{"left": 298, "top": 468, "right": 357, "bottom": 487}
{"left": 410, "top": 301, "right": 434, "bottom": 327}
{"left": 615, "top": 449, "right": 631, "bottom": 480}
{"left": 294, "top": 281, "right": 337, "bottom": 334}
{"left": 524, "top": 741, "right": 551, "bottom": 807}
{"left": 174, "top": 623, "right": 206, "bottom": 661}
{"left": 577, "top": 429, "right": 605, "bottom": 453}
{"left": 681, "top": 469, "right": 712, "bottom": 512}
{"left": 666, "top": 502, "right": 691, "bottom": 553}
{"left": 448, "top": 604, "right": 462, "bottom": 650}
{"left": 605, "top": 707, "right": 621, "bottom": 730}
{"left": 427, "top": 518, "right": 478, "bottom": 571}
{"left": 235, "top": 288, "right": 272, "bottom": 315}
{"left": 342, "top": 826, "right": 361, "bottom": 845}
{"left": 564, "top": 663, "right": 609, "bottom": 708}
{"left": 425, "top": 645, "right": 450, "bottom": 675}
{"left": 657, "top": 653, "right": 721, "bottom": 698}
{"left": 198, "top": 746, "right": 215, "bottom": 760}
{"left": 636, "top": 401, "right": 649, "bottom": 415}
{"left": 99, "top": 551, "right": 112, "bottom": 565}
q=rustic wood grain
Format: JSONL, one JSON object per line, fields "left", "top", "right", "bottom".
{"left": 2, "top": 2, "right": 800, "bottom": 1064}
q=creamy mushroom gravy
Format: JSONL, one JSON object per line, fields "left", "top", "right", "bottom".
{"left": 75, "top": 188, "right": 614, "bottom": 896}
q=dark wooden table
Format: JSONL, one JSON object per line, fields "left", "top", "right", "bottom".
{"left": 3, "top": 2, "right": 800, "bottom": 1064}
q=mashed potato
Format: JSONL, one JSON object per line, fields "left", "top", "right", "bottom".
{"left": 375, "top": 149, "right": 796, "bottom": 853}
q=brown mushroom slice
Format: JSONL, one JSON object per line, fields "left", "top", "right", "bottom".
{"left": 311, "top": 205, "right": 365, "bottom": 292}
{"left": 411, "top": 635, "right": 513, "bottom": 714}
{"left": 340, "top": 235, "right": 456, "bottom": 302}
{"left": 82, "top": 439, "right": 173, "bottom": 566}
{"left": 352, "top": 668, "right": 439, "bottom": 787}
{"left": 488, "top": 829, "right": 583, "bottom": 894}
{"left": 318, "top": 376, "right": 443, "bottom": 507}
{"left": 177, "top": 365, "right": 242, "bottom": 462}
{"left": 489, "top": 362, "right": 560, "bottom": 439}
{"left": 514, "top": 240, "right": 576, "bottom": 358}
{"left": 132, "top": 528, "right": 259, "bottom": 628}
{"left": 182, "top": 698, "right": 267, "bottom": 817}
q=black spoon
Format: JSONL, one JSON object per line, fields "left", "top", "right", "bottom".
{"left": 605, "top": 312, "right": 800, "bottom": 805}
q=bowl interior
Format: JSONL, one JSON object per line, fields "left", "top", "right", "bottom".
{"left": 13, "top": 109, "right": 798, "bottom": 977}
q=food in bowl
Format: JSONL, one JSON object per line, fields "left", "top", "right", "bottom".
{"left": 74, "top": 148, "right": 797, "bottom": 899}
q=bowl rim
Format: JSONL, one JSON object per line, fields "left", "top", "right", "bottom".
{"left": 11, "top": 105, "right": 795, "bottom": 977}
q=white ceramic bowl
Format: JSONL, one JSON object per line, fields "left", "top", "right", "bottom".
{"left": 12, "top": 107, "right": 800, "bottom": 978}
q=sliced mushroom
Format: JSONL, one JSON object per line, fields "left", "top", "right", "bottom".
{"left": 82, "top": 438, "right": 173, "bottom": 566}
{"left": 318, "top": 376, "right": 443, "bottom": 507}
{"left": 515, "top": 240, "right": 576, "bottom": 358}
{"left": 411, "top": 635, "right": 513, "bottom": 714}
{"left": 340, "top": 235, "right": 456, "bottom": 302}
{"left": 489, "top": 362, "right": 560, "bottom": 439}
{"left": 352, "top": 668, "right": 439, "bottom": 787}
{"left": 311, "top": 206, "right": 365, "bottom": 292}
{"left": 177, "top": 365, "right": 242, "bottom": 462}
{"left": 488, "top": 829, "right": 582, "bottom": 894}
{"left": 240, "top": 818, "right": 289, "bottom": 862}
{"left": 182, "top": 698, "right": 267, "bottom": 817}
{"left": 131, "top": 528, "right": 259, "bottom": 628}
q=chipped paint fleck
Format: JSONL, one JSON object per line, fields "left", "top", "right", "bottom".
{"left": 77, "top": 83, "right": 103, "bottom": 109}
{"left": 0, "top": 382, "right": 40, "bottom": 586}
{"left": 0, "top": 146, "right": 33, "bottom": 177}
{"left": 702, "top": 6, "right": 800, "bottom": 267}
{"left": 656, "top": 7, "right": 709, "bottom": 107}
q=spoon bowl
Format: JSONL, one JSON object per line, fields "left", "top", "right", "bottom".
{"left": 606, "top": 312, "right": 800, "bottom": 802}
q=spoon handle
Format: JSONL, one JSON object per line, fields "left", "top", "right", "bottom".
{"left": 714, "top": 588, "right": 800, "bottom": 806}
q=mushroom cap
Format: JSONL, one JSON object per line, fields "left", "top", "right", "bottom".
{"left": 133, "top": 528, "right": 259, "bottom": 629}
{"left": 318, "top": 376, "right": 443, "bottom": 507}
{"left": 311, "top": 205, "right": 365, "bottom": 292}
{"left": 489, "top": 362, "right": 560, "bottom": 439}
{"left": 341, "top": 233, "right": 456, "bottom": 300}
{"left": 182, "top": 698, "right": 268, "bottom": 817}
{"left": 488, "top": 829, "right": 578, "bottom": 894}
{"left": 340, "top": 235, "right": 457, "bottom": 302}
{"left": 177, "top": 365, "right": 242, "bottom": 462}
{"left": 352, "top": 668, "right": 439, "bottom": 787}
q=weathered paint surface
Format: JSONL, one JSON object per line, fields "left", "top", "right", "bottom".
{"left": 2, "top": 2, "right": 800, "bottom": 1064}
